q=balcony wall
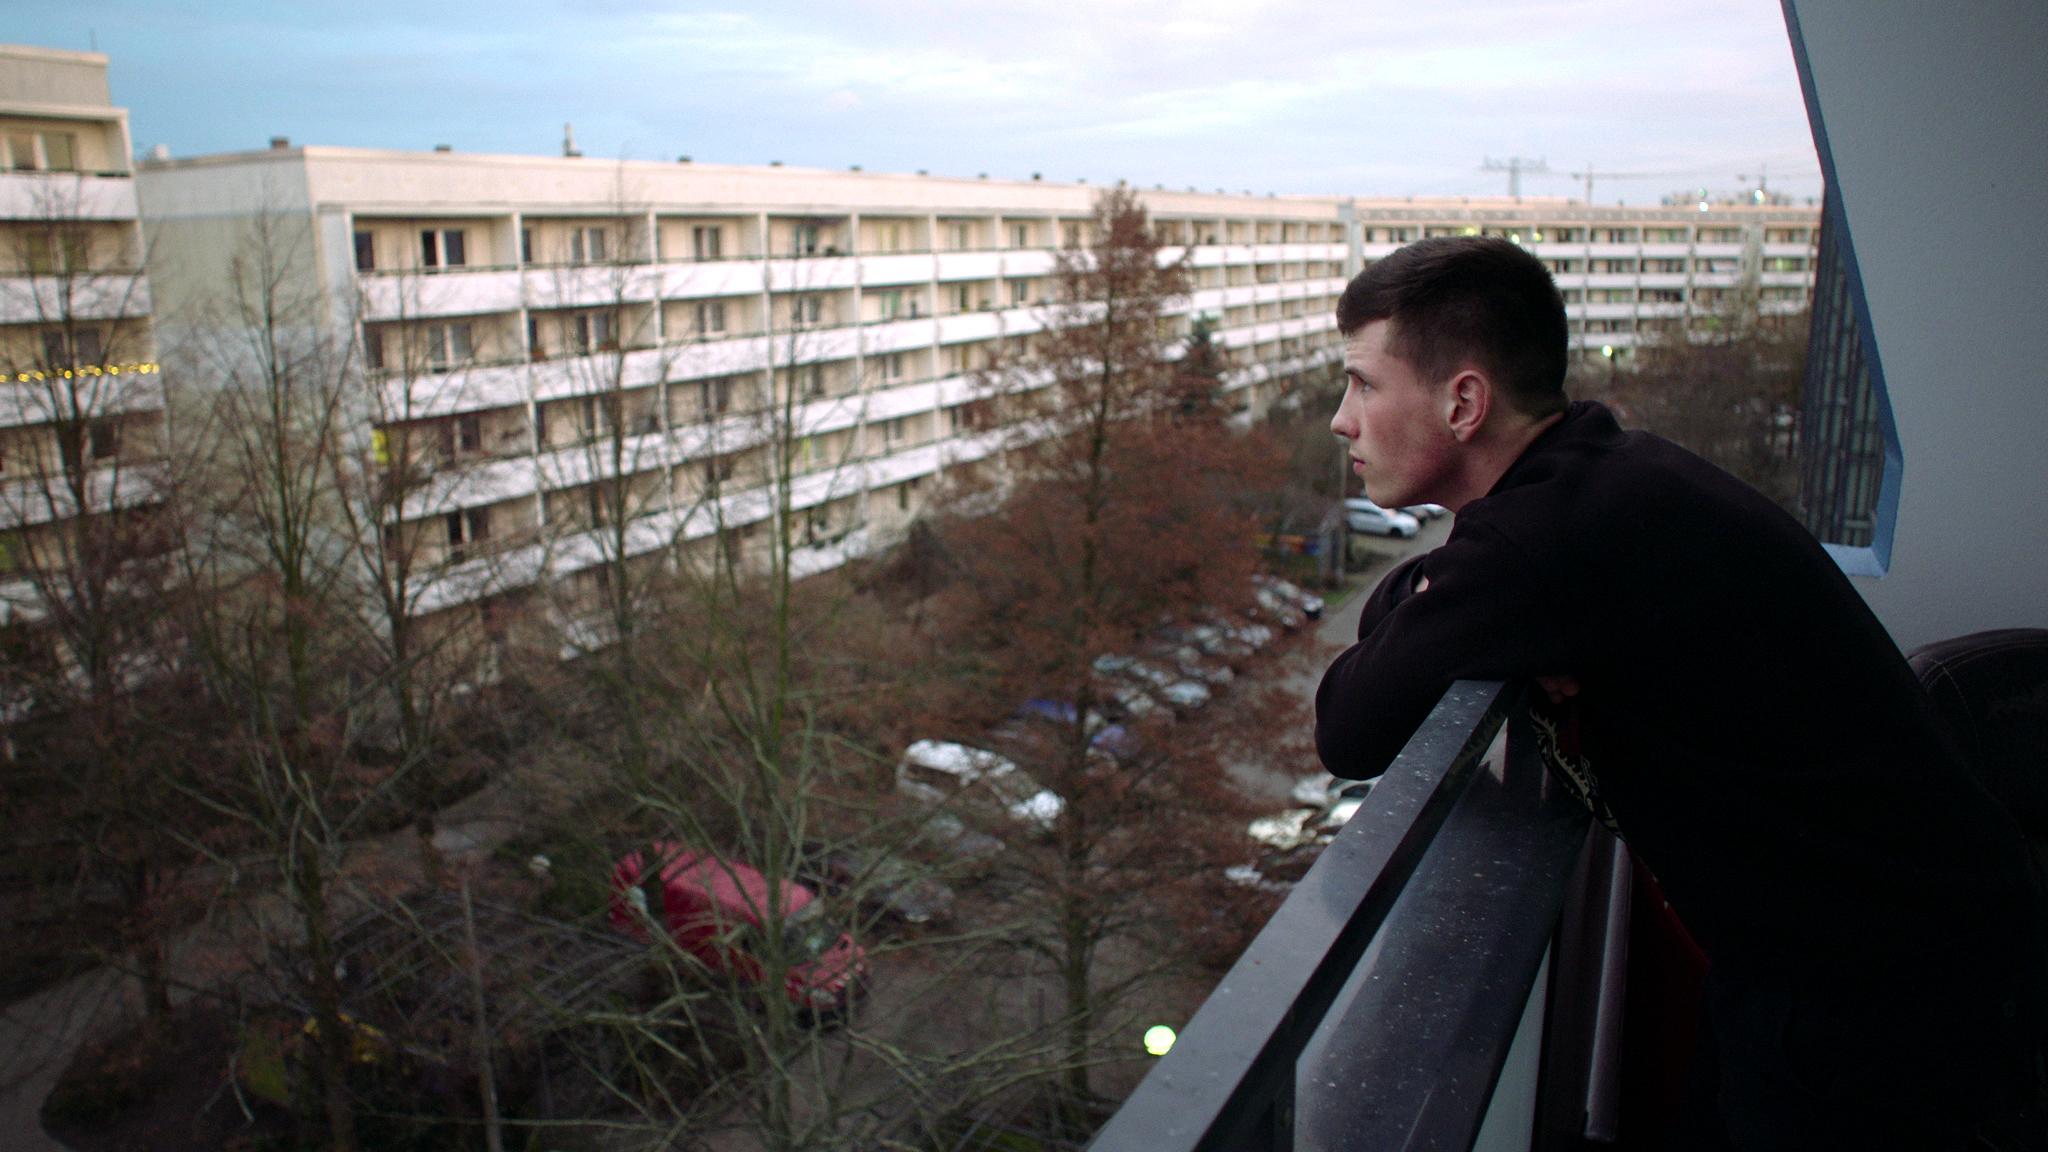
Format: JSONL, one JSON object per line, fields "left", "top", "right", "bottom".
{"left": 358, "top": 268, "right": 522, "bottom": 321}
{"left": 0, "top": 171, "right": 138, "bottom": 220}
{"left": 0, "top": 272, "right": 152, "bottom": 324}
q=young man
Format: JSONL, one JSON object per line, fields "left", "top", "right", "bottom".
{"left": 1315, "top": 236, "right": 2045, "bottom": 1149}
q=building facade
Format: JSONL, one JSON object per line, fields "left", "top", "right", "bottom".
{"left": 0, "top": 46, "right": 165, "bottom": 715}
{"left": 131, "top": 145, "right": 1815, "bottom": 663}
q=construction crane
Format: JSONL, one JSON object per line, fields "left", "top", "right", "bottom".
{"left": 1568, "top": 165, "right": 1663, "bottom": 205}
{"left": 1481, "top": 156, "right": 1548, "bottom": 199}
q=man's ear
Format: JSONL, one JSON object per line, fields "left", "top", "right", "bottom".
{"left": 1444, "top": 368, "right": 1490, "bottom": 443}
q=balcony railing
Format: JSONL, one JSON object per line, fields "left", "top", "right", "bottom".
{"left": 1094, "top": 679, "right": 1640, "bottom": 1152}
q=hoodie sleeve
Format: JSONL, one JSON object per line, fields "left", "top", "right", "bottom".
{"left": 1315, "top": 521, "right": 1571, "bottom": 778}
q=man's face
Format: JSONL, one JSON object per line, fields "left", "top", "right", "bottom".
{"left": 1331, "top": 319, "right": 1457, "bottom": 509}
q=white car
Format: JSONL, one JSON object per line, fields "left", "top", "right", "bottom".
{"left": 1290, "top": 772, "right": 1380, "bottom": 809}
{"left": 897, "top": 739, "right": 1063, "bottom": 829}
{"left": 1250, "top": 587, "right": 1307, "bottom": 631}
{"left": 1248, "top": 791, "right": 1372, "bottom": 851}
{"left": 1153, "top": 643, "right": 1235, "bottom": 686}
{"left": 1253, "top": 575, "right": 1325, "bottom": 619}
{"left": 1093, "top": 654, "right": 1210, "bottom": 711}
{"left": 1401, "top": 504, "right": 1451, "bottom": 521}
{"left": 1344, "top": 498, "right": 1420, "bottom": 539}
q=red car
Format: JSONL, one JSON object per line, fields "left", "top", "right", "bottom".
{"left": 608, "top": 843, "right": 867, "bottom": 1016}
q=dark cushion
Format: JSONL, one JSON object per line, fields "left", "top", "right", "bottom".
{"left": 1907, "top": 628, "right": 2048, "bottom": 835}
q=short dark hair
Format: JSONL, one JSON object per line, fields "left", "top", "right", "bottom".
{"left": 1336, "top": 236, "right": 1568, "bottom": 417}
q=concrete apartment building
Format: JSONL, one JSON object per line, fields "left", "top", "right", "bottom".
{"left": 130, "top": 142, "right": 1816, "bottom": 658}
{"left": 0, "top": 46, "right": 164, "bottom": 710}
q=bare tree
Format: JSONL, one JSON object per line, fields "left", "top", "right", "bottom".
{"left": 1576, "top": 293, "right": 1810, "bottom": 510}
{"left": 163, "top": 204, "right": 415, "bottom": 1152}
{"left": 0, "top": 172, "right": 191, "bottom": 1034}
{"left": 917, "top": 187, "right": 1292, "bottom": 1131}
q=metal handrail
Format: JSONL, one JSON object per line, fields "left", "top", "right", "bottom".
{"left": 1091, "top": 680, "right": 1593, "bottom": 1152}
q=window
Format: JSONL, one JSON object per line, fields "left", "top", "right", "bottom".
{"left": 354, "top": 230, "right": 375, "bottom": 272}
{"left": 1012, "top": 223, "right": 1031, "bottom": 249}
{"left": 875, "top": 290, "right": 903, "bottom": 321}
{"left": 882, "top": 416, "right": 906, "bottom": 443}
{"left": 578, "top": 396, "right": 611, "bottom": 441}
{"left": 696, "top": 301, "right": 726, "bottom": 335}
{"left": 790, "top": 295, "right": 822, "bottom": 327}
{"left": 365, "top": 329, "right": 386, "bottom": 371}
{"left": 427, "top": 322, "right": 473, "bottom": 367}
{"left": 572, "top": 311, "right": 615, "bottom": 353}
{"left": 880, "top": 353, "right": 904, "bottom": 382}
{"left": 948, "top": 222, "right": 971, "bottom": 250}
{"left": 6, "top": 133, "right": 39, "bottom": 170}
{"left": 439, "top": 414, "right": 483, "bottom": 458}
{"left": 877, "top": 223, "right": 904, "bottom": 252}
{"left": 1009, "top": 279, "right": 1029, "bottom": 307}
{"left": 420, "top": 228, "right": 467, "bottom": 269}
{"left": 571, "top": 227, "right": 609, "bottom": 264}
{"left": 700, "top": 377, "right": 733, "bottom": 414}
{"left": 89, "top": 419, "right": 120, "bottom": 460}
{"left": 692, "top": 225, "right": 723, "bottom": 261}
{"left": 520, "top": 228, "right": 533, "bottom": 265}
{"left": 704, "top": 454, "right": 735, "bottom": 484}
{"left": 39, "top": 327, "right": 104, "bottom": 369}
{"left": 792, "top": 224, "right": 821, "bottom": 256}
{"left": 446, "top": 506, "right": 491, "bottom": 562}
{"left": 42, "top": 133, "right": 76, "bottom": 172}
{"left": 525, "top": 316, "right": 542, "bottom": 360}
{"left": 952, "top": 283, "right": 970, "bottom": 312}
{"left": 804, "top": 364, "right": 826, "bottom": 398}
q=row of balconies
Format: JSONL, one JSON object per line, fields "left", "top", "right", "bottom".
{"left": 0, "top": 271, "right": 153, "bottom": 327}
{"left": 403, "top": 430, "right": 1001, "bottom": 619}
{"left": 372, "top": 300, "right": 1343, "bottom": 419}
{"left": 394, "top": 341, "right": 1332, "bottom": 621}
{"left": 372, "top": 329, "right": 1344, "bottom": 547}
{"left": 356, "top": 249, "right": 1346, "bottom": 322}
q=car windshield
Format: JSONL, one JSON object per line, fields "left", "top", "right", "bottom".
{"left": 778, "top": 900, "right": 839, "bottom": 962}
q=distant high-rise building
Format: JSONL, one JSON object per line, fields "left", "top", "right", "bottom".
{"left": 0, "top": 44, "right": 166, "bottom": 720}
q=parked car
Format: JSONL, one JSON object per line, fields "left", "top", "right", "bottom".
{"left": 1224, "top": 842, "right": 1327, "bottom": 891}
{"left": 1150, "top": 642, "right": 1236, "bottom": 687}
{"left": 1200, "top": 610, "right": 1275, "bottom": 652}
{"left": 1344, "top": 498, "right": 1421, "bottom": 538}
{"left": 608, "top": 843, "right": 868, "bottom": 1016}
{"left": 1093, "top": 653, "right": 1211, "bottom": 711}
{"left": 1010, "top": 697, "right": 1138, "bottom": 758}
{"left": 897, "top": 739, "right": 1064, "bottom": 829}
{"left": 1248, "top": 586, "right": 1307, "bottom": 631}
{"left": 1401, "top": 503, "right": 1450, "bottom": 521}
{"left": 798, "top": 844, "right": 956, "bottom": 928}
{"left": 1253, "top": 575, "right": 1325, "bottom": 619}
{"left": 1247, "top": 789, "right": 1371, "bottom": 852}
{"left": 1290, "top": 772, "right": 1379, "bottom": 809}
{"left": 1155, "top": 622, "right": 1254, "bottom": 664}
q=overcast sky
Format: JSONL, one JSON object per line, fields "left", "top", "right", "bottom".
{"left": 17, "top": 0, "right": 1822, "bottom": 205}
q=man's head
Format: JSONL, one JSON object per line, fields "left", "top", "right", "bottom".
{"left": 1330, "top": 236, "right": 1569, "bottom": 510}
